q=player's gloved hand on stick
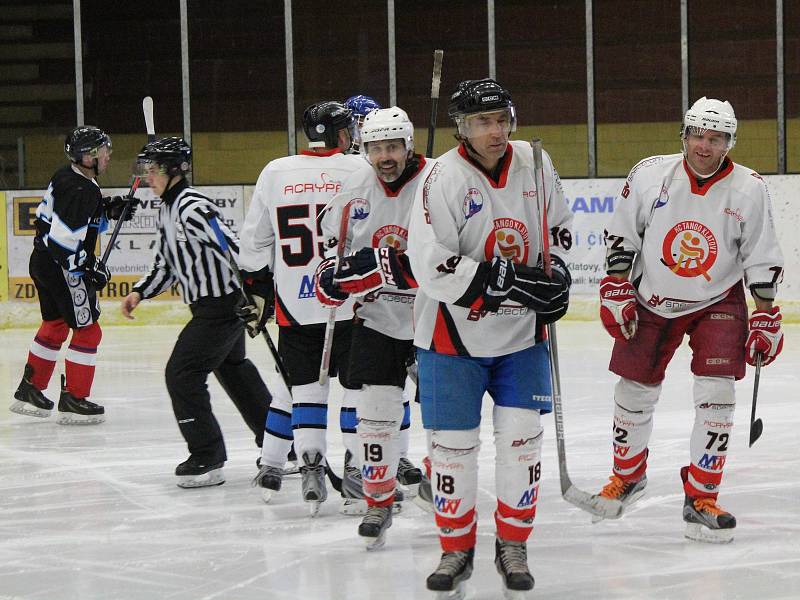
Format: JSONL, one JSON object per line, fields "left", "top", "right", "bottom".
{"left": 599, "top": 275, "right": 638, "bottom": 340}
{"left": 315, "top": 257, "right": 348, "bottom": 307}
{"left": 745, "top": 306, "right": 783, "bottom": 366}
{"left": 236, "top": 267, "right": 274, "bottom": 337}
{"left": 482, "top": 257, "right": 567, "bottom": 313}
{"left": 84, "top": 256, "right": 111, "bottom": 290}
{"left": 536, "top": 256, "right": 571, "bottom": 324}
{"left": 104, "top": 195, "right": 139, "bottom": 221}
{"left": 335, "top": 246, "right": 411, "bottom": 295}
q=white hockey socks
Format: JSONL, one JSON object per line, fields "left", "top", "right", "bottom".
{"left": 357, "top": 385, "right": 403, "bottom": 506}
{"left": 493, "top": 406, "right": 543, "bottom": 542}
{"left": 611, "top": 377, "right": 661, "bottom": 481}
{"left": 291, "top": 382, "right": 329, "bottom": 462}
{"left": 430, "top": 428, "right": 480, "bottom": 552}
{"left": 686, "top": 376, "right": 735, "bottom": 499}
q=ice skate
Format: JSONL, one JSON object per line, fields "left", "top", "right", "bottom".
{"left": 340, "top": 450, "right": 367, "bottom": 516}
{"left": 590, "top": 474, "right": 647, "bottom": 523}
{"left": 56, "top": 375, "right": 104, "bottom": 425}
{"left": 284, "top": 444, "right": 299, "bottom": 476}
{"left": 397, "top": 456, "right": 423, "bottom": 497}
{"left": 681, "top": 466, "right": 736, "bottom": 543}
{"left": 426, "top": 547, "right": 474, "bottom": 600}
{"left": 495, "top": 538, "right": 534, "bottom": 598}
{"left": 358, "top": 505, "right": 392, "bottom": 551}
{"left": 175, "top": 456, "right": 225, "bottom": 488}
{"left": 10, "top": 364, "right": 53, "bottom": 418}
{"left": 300, "top": 451, "right": 327, "bottom": 516}
{"left": 252, "top": 464, "right": 283, "bottom": 503}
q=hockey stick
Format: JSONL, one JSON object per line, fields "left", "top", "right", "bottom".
{"left": 748, "top": 353, "right": 763, "bottom": 447}
{"left": 426, "top": 49, "right": 444, "bottom": 158}
{"left": 205, "top": 215, "right": 292, "bottom": 393}
{"left": 531, "top": 139, "right": 622, "bottom": 519}
{"left": 318, "top": 198, "right": 353, "bottom": 385}
{"left": 100, "top": 97, "right": 155, "bottom": 263}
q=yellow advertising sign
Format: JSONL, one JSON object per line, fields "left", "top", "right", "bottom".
{"left": 0, "top": 192, "right": 7, "bottom": 301}
{"left": 8, "top": 275, "right": 183, "bottom": 302}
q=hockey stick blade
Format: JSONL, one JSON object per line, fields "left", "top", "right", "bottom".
{"left": 143, "top": 96, "right": 155, "bottom": 141}
{"left": 564, "top": 485, "right": 624, "bottom": 519}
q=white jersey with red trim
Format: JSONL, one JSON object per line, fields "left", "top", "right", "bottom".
{"left": 321, "top": 156, "right": 432, "bottom": 341}
{"left": 609, "top": 153, "right": 784, "bottom": 318}
{"left": 238, "top": 149, "right": 362, "bottom": 326}
{"left": 407, "top": 140, "right": 573, "bottom": 357}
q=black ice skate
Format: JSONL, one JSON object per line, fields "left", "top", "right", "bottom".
{"left": 495, "top": 538, "right": 535, "bottom": 598}
{"left": 252, "top": 464, "right": 283, "bottom": 503}
{"left": 300, "top": 451, "right": 327, "bottom": 517}
{"left": 426, "top": 547, "right": 474, "bottom": 600}
{"left": 590, "top": 474, "right": 647, "bottom": 523}
{"left": 57, "top": 375, "right": 104, "bottom": 425}
{"left": 358, "top": 505, "right": 393, "bottom": 551}
{"left": 681, "top": 466, "right": 736, "bottom": 543}
{"left": 175, "top": 456, "right": 225, "bottom": 488}
{"left": 10, "top": 364, "right": 54, "bottom": 418}
{"left": 284, "top": 444, "right": 299, "bottom": 476}
{"left": 397, "top": 456, "right": 423, "bottom": 497}
{"left": 413, "top": 457, "right": 434, "bottom": 513}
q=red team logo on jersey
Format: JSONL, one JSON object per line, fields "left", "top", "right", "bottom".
{"left": 372, "top": 224, "right": 408, "bottom": 250}
{"left": 660, "top": 220, "right": 717, "bottom": 281}
{"left": 484, "top": 218, "right": 530, "bottom": 264}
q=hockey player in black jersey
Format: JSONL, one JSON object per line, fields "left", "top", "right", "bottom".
{"left": 11, "top": 125, "right": 136, "bottom": 425}
{"left": 121, "top": 137, "right": 272, "bottom": 488}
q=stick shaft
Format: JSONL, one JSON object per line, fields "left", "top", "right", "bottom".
{"left": 426, "top": 49, "right": 444, "bottom": 158}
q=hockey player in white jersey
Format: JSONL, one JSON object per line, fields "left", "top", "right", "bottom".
{"left": 316, "top": 107, "right": 430, "bottom": 549}
{"left": 238, "top": 101, "right": 363, "bottom": 514}
{"left": 592, "top": 97, "right": 784, "bottom": 543}
{"left": 407, "top": 79, "right": 573, "bottom": 598}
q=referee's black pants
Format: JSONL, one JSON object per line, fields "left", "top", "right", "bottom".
{"left": 165, "top": 293, "right": 271, "bottom": 464}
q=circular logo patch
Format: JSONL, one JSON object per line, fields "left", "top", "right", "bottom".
{"left": 660, "top": 220, "right": 717, "bottom": 281}
{"left": 372, "top": 224, "right": 408, "bottom": 250}
{"left": 484, "top": 218, "right": 529, "bottom": 263}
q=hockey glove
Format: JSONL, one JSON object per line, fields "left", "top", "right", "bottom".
{"left": 335, "top": 247, "right": 414, "bottom": 295}
{"left": 599, "top": 275, "right": 638, "bottom": 340}
{"left": 745, "top": 306, "right": 783, "bottom": 366}
{"left": 84, "top": 256, "right": 111, "bottom": 291}
{"left": 536, "top": 256, "right": 572, "bottom": 324}
{"left": 315, "top": 257, "right": 348, "bottom": 307}
{"left": 482, "top": 257, "right": 569, "bottom": 313}
{"left": 103, "top": 195, "right": 139, "bottom": 221}
{"left": 236, "top": 267, "right": 274, "bottom": 337}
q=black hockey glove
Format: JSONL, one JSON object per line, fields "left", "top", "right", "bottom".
{"left": 103, "top": 195, "right": 139, "bottom": 221}
{"left": 535, "top": 256, "right": 571, "bottom": 324}
{"left": 84, "top": 256, "right": 111, "bottom": 291}
{"left": 315, "top": 257, "right": 349, "bottom": 307}
{"left": 482, "top": 257, "right": 569, "bottom": 313}
{"left": 236, "top": 266, "right": 274, "bottom": 337}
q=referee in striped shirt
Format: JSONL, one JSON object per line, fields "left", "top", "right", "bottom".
{"left": 121, "top": 137, "right": 271, "bottom": 488}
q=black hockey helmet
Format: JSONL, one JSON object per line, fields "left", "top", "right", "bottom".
{"left": 447, "top": 79, "right": 514, "bottom": 119}
{"left": 137, "top": 136, "right": 192, "bottom": 177}
{"left": 302, "top": 101, "right": 355, "bottom": 148}
{"left": 64, "top": 125, "right": 112, "bottom": 163}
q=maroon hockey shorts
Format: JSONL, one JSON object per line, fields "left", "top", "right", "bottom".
{"left": 609, "top": 284, "right": 747, "bottom": 385}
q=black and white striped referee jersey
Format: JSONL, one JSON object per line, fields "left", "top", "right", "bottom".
{"left": 133, "top": 179, "right": 240, "bottom": 304}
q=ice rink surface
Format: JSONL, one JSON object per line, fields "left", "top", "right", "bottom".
{"left": 1, "top": 321, "right": 798, "bottom": 600}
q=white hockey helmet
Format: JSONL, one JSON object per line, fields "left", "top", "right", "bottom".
{"left": 682, "top": 96, "right": 737, "bottom": 150}
{"left": 360, "top": 107, "right": 414, "bottom": 154}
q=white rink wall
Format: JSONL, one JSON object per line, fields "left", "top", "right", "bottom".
{"left": 2, "top": 175, "right": 798, "bottom": 329}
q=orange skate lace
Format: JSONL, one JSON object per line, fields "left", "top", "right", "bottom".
{"left": 599, "top": 475, "right": 626, "bottom": 499}
{"left": 693, "top": 498, "right": 726, "bottom": 516}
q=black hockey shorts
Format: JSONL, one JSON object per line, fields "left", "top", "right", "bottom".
{"left": 278, "top": 320, "right": 355, "bottom": 388}
{"left": 348, "top": 322, "right": 414, "bottom": 389}
{"left": 30, "top": 248, "right": 100, "bottom": 328}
